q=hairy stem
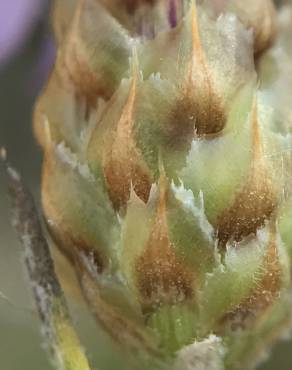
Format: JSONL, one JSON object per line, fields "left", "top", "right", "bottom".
{"left": 2, "top": 152, "right": 91, "bottom": 370}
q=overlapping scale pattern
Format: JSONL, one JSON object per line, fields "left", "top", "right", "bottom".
{"left": 35, "top": 1, "right": 292, "bottom": 369}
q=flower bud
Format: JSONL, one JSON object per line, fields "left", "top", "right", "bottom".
{"left": 35, "top": 1, "right": 292, "bottom": 369}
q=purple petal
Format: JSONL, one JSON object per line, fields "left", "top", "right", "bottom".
{"left": 0, "top": 0, "right": 45, "bottom": 66}
{"left": 168, "top": 0, "right": 177, "bottom": 28}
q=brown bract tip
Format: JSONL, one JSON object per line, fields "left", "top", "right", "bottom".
{"left": 41, "top": 151, "right": 107, "bottom": 272}
{"left": 103, "top": 74, "right": 152, "bottom": 210}
{"left": 171, "top": 3, "right": 226, "bottom": 139}
{"left": 59, "top": 0, "right": 113, "bottom": 108}
{"left": 217, "top": 101, "right": 276, "bottom": 246}
{"left": 220, "top": 225, "right": 282, "bottom": 331}
{"left": 135, "top": 172, "right": 193, "bottom": 308}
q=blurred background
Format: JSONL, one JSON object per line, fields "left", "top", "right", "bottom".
{"left": 0, "top": 1, "right": 291, "bottom": 369}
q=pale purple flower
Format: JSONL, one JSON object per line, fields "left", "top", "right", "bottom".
{"left": 0, "top": 0, "right": 46, "bottom": 66}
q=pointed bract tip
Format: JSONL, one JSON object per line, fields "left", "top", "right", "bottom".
{"left": 118, "top": 73, "right": 137, "bottom": 134}
{"left": 130, "top": 44, "right": 139, "bottom": 75}
{"left": 190, "top": 0, "right": 202, "bottom": 55}
{"left": 250, "top": 96, "right": 263, "bottom": 162}
{"left": 158, "top": 175, "right": 168, "bottom": 208}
